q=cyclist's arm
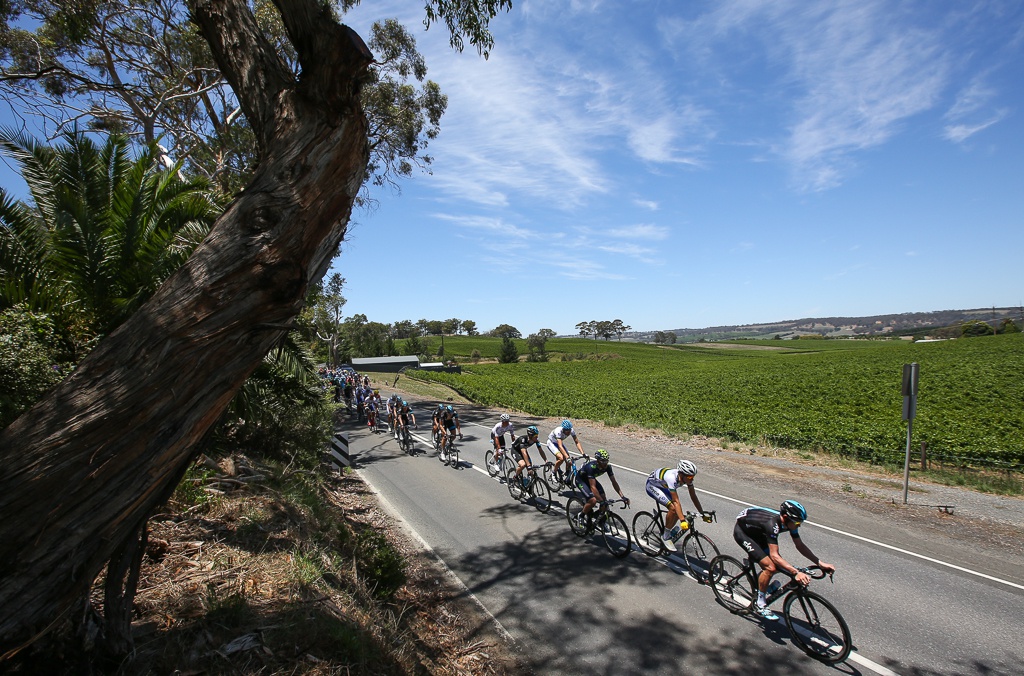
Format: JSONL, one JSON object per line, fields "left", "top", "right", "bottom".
{"left": 610, "top": 474, "right": 628, "bottom": 504}
{"left": 793, "top": 535, "right": 833, "bottom": 572}
{"left": 536, "top": 441, "right": 548, "bottom": 461}
{"left": 686, "top": 483, "right": 706, "bottom": 514}
{"left": 767, "top": 543, "right": 802, "bottom": 577}
{"left": 573, "top": 435, "right": 584, "bottom": 454}
{"left": 588, "top": 477, "right": 604, "bottom": 501}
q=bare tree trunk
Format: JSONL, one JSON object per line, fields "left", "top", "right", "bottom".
{"left": 0, "top": 0, "right": 371, "bottom": 656}
{"left": 101, "top": 518, "right": 149, "bottom": 659}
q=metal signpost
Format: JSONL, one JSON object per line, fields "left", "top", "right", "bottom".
{"left": 901, "top": 363, "right": 919, "bottom": 504}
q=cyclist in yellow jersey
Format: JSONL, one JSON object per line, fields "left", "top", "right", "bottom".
{"left": 644, "top": 460, "right": 712, "bottom": 552}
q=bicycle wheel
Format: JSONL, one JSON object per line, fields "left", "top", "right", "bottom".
{"left": 484, "top": 450, "right": 501, "bottom": 478}
{"left": 529, "top": 477, "right": 553, "bottom": 514}
{"left": 508, "top": 471, "right": 526, "bottom": 500}
{"left": 565, "top": 497, "right": 587, "bottom": 537}
{"left": 681, "top": 532, "right": 720, "bottom": 583}
{"left": 501, "top": 454, "right": 518, "bottom": 483}
{"left": 709, "top": 555, "right": 756, "bottom": 614}
{"left": 784, "top": 590, "right": 852, "bottom": 664}
{"left": 631, "top": 512, "right": 665, "bottom": 557}
{"left": 599, "top": 512, "right": 632, "bottom": 558}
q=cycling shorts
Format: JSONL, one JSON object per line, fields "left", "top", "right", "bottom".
{"left": 645, "top": 477, "right": 673, "bottom": 507}
{"left": 444, "top": 422, "right": 457, "bottom": 432}
{"left": 734, "top": 522, "right": 770, "bottom": 563}
{"left": 546, "top": 439, "right": 569, "bottom": 457}
{"left": 493, "top": 436, "right": 507, "bottom": 449}
{"left": 576, "top": 478, "right": 605, "bottom": 501}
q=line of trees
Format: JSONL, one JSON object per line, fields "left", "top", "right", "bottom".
{"left": 652, "top": 330, "right": 678, "bottom": 344}
{"left": 575, "top": 319, "right": 632, "bottom": 341}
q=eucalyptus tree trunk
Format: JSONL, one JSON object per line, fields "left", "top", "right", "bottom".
{"left": 0, "top": 0, "right": 371, "bottom": 657}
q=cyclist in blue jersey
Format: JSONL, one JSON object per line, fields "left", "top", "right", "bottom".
{"left": 574, "top": 449, "right": 629, "bottom": 522}
{"left": 734, "top": 500, "right": 835, "bottom": 620}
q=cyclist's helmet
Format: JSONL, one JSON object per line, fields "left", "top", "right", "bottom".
{"left": 780, "top": 500, "right": 807, "bottom": 522}
{"left": 446, "top": 405, "right": 454, "bottom": 412}
{"left": 500, "top": 413, "right": 511, "bottom": 422}
{"left": 594, "top": 449, "right": 610, "bottom": 462}
{"left": 677, "top": 460, "right": 697, "bottom": 476}
{"left": 526, "top": 425, "right": 539, "bottom": 435}
{"left": 437, "top": 403, "right": 444, "bottom": 409}
{"left": 401, "top": 400, "right": 407, "bottom": 407}
{"left": 561, "top": 419, "right": 573, "bottom": 430}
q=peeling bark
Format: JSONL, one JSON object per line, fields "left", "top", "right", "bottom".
{"left": 0, "top": 0, "right": 372, "bottom": 655}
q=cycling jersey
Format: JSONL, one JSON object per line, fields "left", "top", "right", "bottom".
{"left": 735, "top": 506, "right": 800, "bottom": 561}
{"left": 575, "top": 459, "right": 614, "bottom": 484}
{"left": 511, "top": 434, "right": 542, "bottom": 454}
{"left": 547, "top": 426, "right": 577, "bottom": 445}
{"left": 648, "top": 467, "right": 686, "bottom": 492}
{"left": 490, "top": 421, "right": 516, "bottom": 440}
{"left": 441, "top": 411, "right": 458, "bottom": 429}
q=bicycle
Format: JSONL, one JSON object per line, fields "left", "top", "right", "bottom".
{"left": 437, "top": 433, "right": 460, "bottom": 468}
{"left": 564, "top": 497, "right": 632, "bottom": 558}
{"left": 484, "top": 447, "right": 517, "bottom": 481}
{"left": 551, "top": 453, "right": 590, "bottom": 491}
{"left": 632, "top": 506, "right": 720, "bottom": 582}
{"left": 397, "top": 423, "right": 415, "bottom": 455}
{"left": 508, "top": 462, "right": 554, "bottom": 513}
{"left": 708, "top": 557, "right": 852, "bottom": 664}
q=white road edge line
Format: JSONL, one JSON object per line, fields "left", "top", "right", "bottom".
{"left": 355, "top": 468, "right": 517, "bottom": 645}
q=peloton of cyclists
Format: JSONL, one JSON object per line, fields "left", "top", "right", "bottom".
{"left": 644, "top": 459, "right": 714, "bottom": 552}
{"left": 489, "top": 414, "right": 516, "bottom": 471}
{"left": 510, "top": 425, "right": 548, "bottom": 487}
{"left": 548, "top": 419, "right": 585, "bottom": 484}
{"left": 574, "top": 449, "right": 629, "bottom": 523}
{"left": 734, "top": 500, "right": 836, "bottom": 620}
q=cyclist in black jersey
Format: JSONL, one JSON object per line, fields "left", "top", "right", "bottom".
{"left": 574, "top": 449, "right": 629, "bottom": 521}
{"left": 438, "top": 405, "right": 462, "bottom": 451}
{"left": 734, "top": 500, "right": 835, "bottom": 620}
{"left": 510, "top": 425, "right": 547, "bottom": 487}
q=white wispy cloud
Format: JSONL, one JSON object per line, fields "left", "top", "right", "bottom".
{"left": 943, "top": 76, "right": 1007, "bottom": 143}
{"left": 606, "top": 224, "right": 670, "bottom": 240}
{"left": 596, "top": 243, "right": 662, "bottom": 265}
{"left": 632, "top": 198, "right": 659, "bottom": 211}
{"left": 662, "top": 0, "right": 952, "bottom": 191}
{"left": 433, "top": 213, "right": 541, "bottom": 240}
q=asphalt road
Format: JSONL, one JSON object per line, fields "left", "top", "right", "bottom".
{"left": 345, "top": 404, "right": 1024, "bottom": 675}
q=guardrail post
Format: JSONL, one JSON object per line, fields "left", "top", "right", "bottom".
{"left": 920, "top": 442, "right": 927, "bottom": 471}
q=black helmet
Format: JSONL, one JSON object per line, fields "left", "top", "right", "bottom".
{"left": 780, "top": 500, "right": 807, "bottom": 521}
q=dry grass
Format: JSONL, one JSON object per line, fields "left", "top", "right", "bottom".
{"left": 8, "top": 455, "right": 523, "bottom": 676}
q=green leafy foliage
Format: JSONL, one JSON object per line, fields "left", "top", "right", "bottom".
{"left": 416, "top": 335, "right": 1024, "bottom": 467}
{"left": 0, "top": 306, "right": 71, "bottom": 428}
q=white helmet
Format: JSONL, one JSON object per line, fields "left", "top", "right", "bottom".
{"left": 500, "top": 413, "right": 511, "bottom": 422}
{"left": 677, "top": 460, "right": 697, "bottom": 476}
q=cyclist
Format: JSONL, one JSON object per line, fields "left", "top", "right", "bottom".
{"left": 548, "top": 419, "right": 585, "bottom": 483}
{"left": 365, "top": 394, "right": 379, "bottom": 431}
{"left": 645, "top": 460, "right": 713, "bottom": 552}
{"left": 438, "top": 404, "right": 462, "bottom": 453}
{"left": 395, "top": 400, "right": 416, "bottom": 440}
{"left": 387, "top": 393, "right": 402, "bottom": 431}
{"left": 734, "top": 500, "right": 836, "bottom": 621}
{"left": 489, "top": 414, "right": 516, "bottom": 472}
{"left": 574, "top": 449, "right": 629, "bottom": 522}
{"left": 511, "top": 425, "right": 548, "bottom": 487}
{"left": 431, "top": 403, "right": 446, "bottom": 446}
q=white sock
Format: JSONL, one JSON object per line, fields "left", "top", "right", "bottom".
{"left": 757, "top": 592, "right": 767, "bottom": 607}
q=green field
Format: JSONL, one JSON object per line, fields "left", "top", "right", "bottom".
{"left": 418, "top": 335, "right": 1024, "bottom": 468}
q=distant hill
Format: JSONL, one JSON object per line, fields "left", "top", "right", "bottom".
{"left": 625, "top": 307, "right": 1023, "bottom": 343}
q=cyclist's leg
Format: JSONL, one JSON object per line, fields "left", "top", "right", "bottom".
{"left": 645, "top": 479, "right": 672, "bottom": 528}
{"left": 734, "top": 523, "right": 773, "bottom": 592}
{"left": 581, "top": 480, "right": 603, "bottom": 515}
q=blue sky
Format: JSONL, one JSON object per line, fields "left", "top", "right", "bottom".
{"left": 334, "top": 0, "right": 1024, "bottom": 336}
{"left": 2, "top": 1, "right": 1020, "bottom": 338}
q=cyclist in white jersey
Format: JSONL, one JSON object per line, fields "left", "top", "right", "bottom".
{"left": 547, "top": 419, "right": 584, "bottom": 483}
{"left": 645, "top": 460, "right": 713, "bottom": 551}
{"left": 489, "top": 414, "right": 516, "bottom": 471}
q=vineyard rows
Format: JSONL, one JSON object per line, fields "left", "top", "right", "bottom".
{"left": 419, "top": 335, "right": 1024, "bottom": 467}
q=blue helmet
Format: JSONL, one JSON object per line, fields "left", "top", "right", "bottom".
{"left": 401, "top": 400, "right": 407, "bottom": 407}
{"left": 780, "top": 500, "right": 807, "bottom": 521}
{"left": 561, "top": 419, "right": 572, "bottom": 430}
{"left": 446, "top": 405, "right": 454, "bottom": 412}
{"left": 526, "top": 425, "right": 539, "bottom": 435}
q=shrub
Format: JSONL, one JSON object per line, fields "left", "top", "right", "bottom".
{"left": 0, "top": 307, "right": 73, "bottom": 429}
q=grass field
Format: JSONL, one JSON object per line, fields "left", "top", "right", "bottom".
{"left": 414, "top": 334, "right": 1024, "bottom": 470}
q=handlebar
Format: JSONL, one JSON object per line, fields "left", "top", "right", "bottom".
{"left": 797, "top": 566, "right": 833, "bottom": 582}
